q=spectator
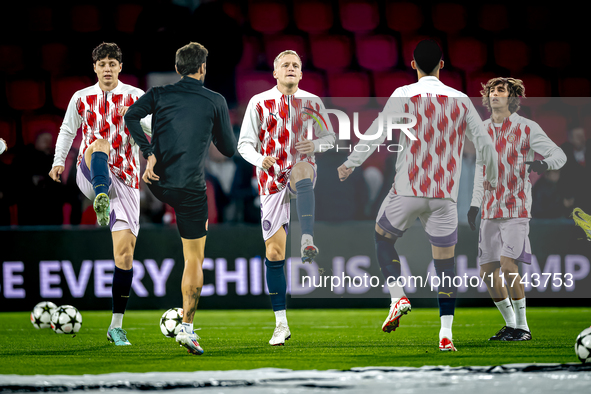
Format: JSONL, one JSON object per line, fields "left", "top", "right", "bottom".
{"left": 206, "top": 142, "right": 236, "bottom": 222}
{"left": 560, "top": 127, "right": 591, "bottom": 211}
{"left": 532, "top": 169, "right": 572, "bottom": 218}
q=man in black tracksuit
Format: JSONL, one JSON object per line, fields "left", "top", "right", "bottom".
{"left": 125, "top": 42, "right": 236, "bottom": 356}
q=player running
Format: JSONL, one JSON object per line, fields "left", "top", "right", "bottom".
{"left": 125, "top": 42, "right": 236, "bottom": 355}
{"left": 237, "top": 50, "right": 335, "bottom": 346}
{"left": 338, "top": 39, "right": 498, "bottom": 351}
{"left": 49, "top": 42, "right": 151, "bottom": 346}
{"left": 468, "top": 77, "right": 566, "bottom": 341}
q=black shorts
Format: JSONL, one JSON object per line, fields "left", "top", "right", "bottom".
{"left": 148, "top": 184, "right": 208, "bottom": 239}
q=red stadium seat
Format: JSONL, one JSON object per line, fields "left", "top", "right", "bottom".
{"left": 71, "top": 5, "right": 101, "bottom": 33}
{"left": 0, "top": 118, "right": 16, "bottom": 150}
{"left": 439, "top": 70, "right": 464, "bottom": 92}
{"left": 386, "top": 2, "right": 423, "bottom": 33}
{"left": 373, "top": 71, "right": 415, "bottom": 105}
{"left": 310, "top": 35, "right": 352, "bottom": 70}
{"left": 27, "top": 6, "right": 53, "bottom": 32}
{"left": 235, "top": 71, "right": 276, "bottom": 104}
{"left": 41, "top": 43, "right": 70, "bottom": 74}
{"left": 51, "top": 76, "right": 93, "bottom": 111}
{"left": 559, "top": 78, "right": 591, "bottom": 107}
{"left": 340, "top": 0, "right": 379, "bottom": 33}
{"left": 115, "top": 4, "right": 143, "bottom": 34}
{"left": 328, "top": 72, "right": 370, "bottom": 109}
{"left": 6, "top": 79, "right": 46, "bottom": 111}
{"left": 21, "top": 114, "right": 62, "bottom": 146}
{"left": 118, "top": 74, "right": 140, "bottom": 89}
{"left": 535, "top": 112, "right": 568, "bottom": 146}
{"left": 465, "top": 71, "right": 496, "bottom": 98}
{"left": 0, "top": 45, "right": 24, "bottom": 73}
{"left": 222, "top": 2, "right": 245, "bottom": 25}
{"left": 294, "top": 1, "right": 333, "bottom": 34}
{"left": 494, "top": 40, "right": 529, "bottom": 73}
{"left": 448, "top": 38, "right": 488, "bottom": 72}
{"left": 478, "top": 4, "right": 509, "bottom": 31}
{"left": 264, "top": 35, "right": 307, "bottom": 69}
{"left": 432, "top": 3, "right": 466, "bottom": 33}
{"left": 542, "top": 41, "right": 571, "bottom": 68}
{"left": 299, "top": 71, "right": 327, "bottom": 97}
{"left": 237, "top": 36, "right": 263, "bottom": 70}
{"left": 248, "top": 1, "right": 288, "bottom": 34}
{"left": 356, "top": 35, "right": 398, "bottom": 71}
{"left": 514, "top": 74, "right": 551, "bottom": 109}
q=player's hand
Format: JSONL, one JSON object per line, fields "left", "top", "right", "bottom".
{"left": 525, "top": 160, "right": 548, "bottom": 175}
{"left": 295, "top": 139, "right": 315, "bottom": 155}
{"left": 49, "top": 166, "right": 65, "bottom": 183}
{"left": 262, "top": 156, "right": 278, "bottom": 171}
{"left": 338, "top": 164, "right": 354, "bottom": 182}
{"left": 142, "top": 154, "right": 160, "bottom": 184}
{"left": 483, "top": 180, "right": 496, "bottom": 191}
{"left": 467, "top": 206, "right": 480, "bottom": 231}
{"left": 118, "top": 106, "right": 130, "bottom": 116}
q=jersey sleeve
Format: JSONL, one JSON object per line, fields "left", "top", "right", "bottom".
{"left": 237, "top": 97, "right": 265, "bottom": 169}
{"left": 53, "top": 93, "right": 83, "bottom": 168}
{"left": 471, "top": 163, "right": 485, "bottom": 208}
{"left": 464, "top": 100, "right": 498, "bottom": 188}
{"left": 212, "top": 96, "right": 237, "bottom": 158}
{"left": 311, "top": 97, "right": 336, "bottom": 153}
{"left": 530, "top": 122, "right": 567, "bottom": 170}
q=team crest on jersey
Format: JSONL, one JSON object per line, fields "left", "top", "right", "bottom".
{"left": 507, "top": 133, "right": 517, "bottom": 143}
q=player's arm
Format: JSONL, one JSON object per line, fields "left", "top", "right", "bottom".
{"left": 311, "top": 98, "right": 336, "bottom": 154}
{"left": 238, "top": 98, "right": 270, "bottom": 169}
{"left": 526, "top": 123, "right": 567, "bottom": 174}
{"left": 50, "top": 94, "right": 83, "bottom": 182}
{"left": 212, "top": 96, "right": 237, "bottom": 158}
{"left": 468, "top": 163, "right": 485, "bottom": 230}
{"left": 464, "top": 100, "right": 498, "bottom": 188}
{"left": 124, "top": 89, "right": 156, "bottom": 159}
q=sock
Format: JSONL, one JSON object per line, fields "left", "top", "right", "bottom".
{"left": 439, "top": 315, "right": 454, "bottom": 341}
{"left": 182, "top": 322, "right": 194, "bottom": 332}
{"left": 90, "top": 151, "right": 111, "bottom": 197}
{"left": 274, "top": 309, "right": 288, "bottom": 326}
{"left": 112, "top": 266, "right": 133, "bottom": 314}
{"left": 494, "top": 298, "right": 516, "bottom": 328}
{"left": 265, "top": 259, "right": 287, "bottom": 311}
{"left": 512, "top": 298, "right": 529, "bottom": 331}
{"left": 434, "top": 257, "right": 456, "bottom": 317}
{"left": 110, "top": 313, "right": 123, "bottom": 329}
{"left": 295, "top": 178, "right": 314, "bottom": 237}
{"left": 375, "top": 232, "right": 406, "bottom": 299}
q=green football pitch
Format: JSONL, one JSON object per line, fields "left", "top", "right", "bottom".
{"left": 0, "top": 307, "right": 588, "bottom": 375}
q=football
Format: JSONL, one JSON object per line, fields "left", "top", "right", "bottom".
{"left": 30, "top": 301, "right": 58, "bottom": 329}
{"left": 575, "top": 326, "right": 591, "bottom": 363}
{"left": 160, "top": 308, "right": 184, "bottom": 338}
{"left": 50, "top": 305, "right": 83, "bottom": 334}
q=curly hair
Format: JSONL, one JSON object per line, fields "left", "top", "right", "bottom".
{"left": 92, "top": 42, "right": 122, "bottom": 63}
{"left": 480, "top": 77, "right": 526, "bottom": 113}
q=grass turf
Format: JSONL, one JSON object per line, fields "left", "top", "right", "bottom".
{"left": 0, "top": 307, "right": 588, "bottom": 375}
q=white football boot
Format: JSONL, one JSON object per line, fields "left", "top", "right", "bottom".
{"left": 269, "top": 322, "right": 291, "bottom": 346}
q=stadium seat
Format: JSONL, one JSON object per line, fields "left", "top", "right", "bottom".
{"left": 386, "top": 2, "right": 423, "bottom": 33}
{"left": 6, "top": 79, "right": 46, "bottom": 111}
{"left": 27, "top": 5, "right": 53, "bottom": 32}
{"left": 118, "top": 74, "right": 140, "bottom": 89}
{"left": 478, "top": 4, "right": 509, "bottom": 31}
{"left": 340, "top": 0, "right": 379, "bottom": 33}
{"left": 237, "top": 36, "right": 263, "bottom": 70}
{"left": 356, "top": 35, "right": 398, "bottom": 71}
{"left": 41, "top": 43, "right": 70, "bottom": 74}
{"left": 0, "top": 45, "right": 24, "bottom": 73}
{"left": 542, "top": 41, "right": 571, "bottom": 68}
{"left": 115, "top": 4, "right": 143, "bottom": 33}
{"left": 0, "top": 118, "right": 16, "bottom": 150}
{"left": 515, "top": 74, "right": 551, "bottom": 109}
{"left": 264, "top": 35, "right": 307, "bottom": 69}
{"left": 373, "top": 71, "right": 415, "bottom": 105}
{"left": 248, "top": 1, "right": 288, "bottom": 34}
{"left": 535, "top": 112, "right": 568, "bottom": 146}
{"left": 465, "top": 71, "right": 496, "bottom": 98}
{"left": 310, "top": 35, "right": 352, "bottom": 71}
{"left": 328, "top": 72, "right": 370, "bottom": 109}
{"left": 439, "top": 70, "right": 464, "bottom": 92}
{"left": 70, "top": 4, "right": 101, "bottom": 33}
{"left": 299, "top": 71, "right": 327, "bottom": 97}
{"left": 235, "top": 71, "right": 276, "bottom": 103}
{"left": 21, "top": 114, "right": 62, "bottom": 146}
{"left": 51, "top": 76, "right": 93, "bottom": 111}
{"left": 559, "top": 78, "right": 591, "bottom": 107}
{"left": 294, "top": 1, "right": 333, "bottom": 34}
{"left": 222, "top": 1, "right": 244, "bottom": 25}
{"left": 432, "top": 3, "right": 466, "bottom": 34}
{"left": 448, "top": 38, "right": 488, "bottom": 72}
{"left": 494, "top": 40, "right": 529, "bottom": 73}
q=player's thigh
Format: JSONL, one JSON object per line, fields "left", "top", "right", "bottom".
{"left": 498, "top": 218, "right": 532, "bottom": 264}
{"left": 289, "top": 161, "right": 316, "bottom": 192}
{"left": 111, "top": 229, "right": 136, "bottom": 269}
{"left": 480, "top": 261, "right": 501, "bottom": 279}
{"left": 478, "top": 219, "right": 502, "bottom": 266}
{"left": 420, "top": 199, "right": 457, "bottom": 248}
{"left": 375, "top": 192, "right": 423, "bottom": 238}
{"left": 160, "top": 188, "right": 208, "bottom": 240}
{"left": 260, "top": 189, "right": 290, "bottom": 244}
{"left": 265, "top": 226, "right": 287, "bottom": 261}
{"left": 110, "top": 175, "right": 140, "bottom": 237}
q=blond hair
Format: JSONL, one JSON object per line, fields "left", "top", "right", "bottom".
{"left": 480, "top": 77, "right": 526, "bottom": 113}
{"left": 273, "top": 50, "right": 302, "bottom": 70}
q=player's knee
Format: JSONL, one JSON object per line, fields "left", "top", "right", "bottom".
{"left": 500, "top": 258, "right": 518, "bottom": 273}
{"left": 266, "top": 247, "right": 285, "bottom": 262}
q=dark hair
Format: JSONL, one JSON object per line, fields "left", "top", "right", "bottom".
{"left": 92, "top": 42, "right": 122, "bottom": 63}
{"left": 176, "top": 42, "right": 208, "bottom": 76}
{"left": 413, "top": 39, "right": 442, "bottom": 75}
{"left": 480, "top": 77, "right": 526, "bottom": 113}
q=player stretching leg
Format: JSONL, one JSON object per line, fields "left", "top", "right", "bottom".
{"left": 339, "top": 40, "right": 498, "bottom": 351}
{"left": 238, "top": 50, "right": 335, "bottom": 345}
{"left": 469, "top": 78, "right": 566, "bottom": 341}
{"left": 49, "top": 43, "right": 152, "bottom": 346}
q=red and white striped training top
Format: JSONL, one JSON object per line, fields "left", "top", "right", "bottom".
{"left": 53, "top": 81, "right": 151, "bottom": 189}
{"left": 238, "top": 86, "right": 335, "bottom": 195}
{"left": 471, "top": 112, "right": 566, "bottom": 219}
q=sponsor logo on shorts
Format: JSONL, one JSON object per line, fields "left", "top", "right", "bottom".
{"left": 263, "top": 220, "right": 271, "bottom": 231}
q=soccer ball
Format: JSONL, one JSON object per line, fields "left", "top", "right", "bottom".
{"left": 575, "top": 326, "right": 591, "bottom": 363}
{"left": 31, "top": 301, "right": 58, "bottom": 329}
{"left": 50, "top": 305, "right": 82, "bottom": 334}
{"left": 160, "top": 308, "right": 183, "bottom": 338}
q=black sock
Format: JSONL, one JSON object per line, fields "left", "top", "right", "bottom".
{"left": 112, "top": 266, "right": 133, "bottom": 314}
{"left": 265, "top": 259, "right": 286, "bottom": 311}
{"left": 434, "top": 257, "right": 456, "bottom": 316}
